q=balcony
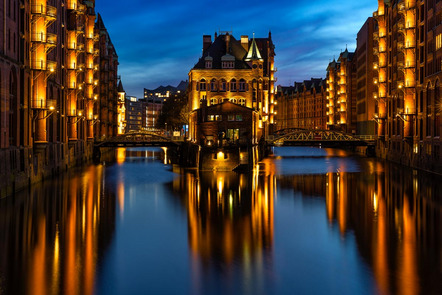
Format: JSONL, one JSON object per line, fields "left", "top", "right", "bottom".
{"left": 67, "top": 81, "right": 77, "bottom": 89}
{"left": 30, "top": 59, "right": 57, "bottom": 72}
{"left": 67, "top": 108, "right": 77, "bottom": 117}
{"left": 46, "top": 33, "right": 57, "bottom": 45}
{"left": 32, "top": 99, "right": 56, "bottom": 110}
{"left": 373, "top": 62, "right": 379, "bottom": 70}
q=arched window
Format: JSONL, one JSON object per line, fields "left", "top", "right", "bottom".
{"left": 230, "top": 79, "right": 237, "bottom": 92}
{"left": 210, "top": 79, "right": 217, "bottom": 92}
{"left": 199, "top": 79, "right": 206, "bottom": 91}
{"left": 239, "top": 79, "right": 246, "bottom": 92}
{"left": 229, "top": 98, "right": 237, "bottom": 104}
{"left": 9, "top": 68, "right": 17, "bottom": 146}
{"left": 220, "top": 79, "right": 227, "bottom": 92}
{"left": 239, "top": 98, "right": 246, "bottom": 106}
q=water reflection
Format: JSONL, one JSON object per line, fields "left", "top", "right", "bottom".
{"left": 0, "top": 147, "right": 440, "bottom": 295}
{"left": 273, "top": 152, "right": 441, "bottom": 295}
{"left": 0, "top": 165, "right": 116, "bottom": 295}
{"left": 172, "top": 169, "right": 275, "bottom": 294}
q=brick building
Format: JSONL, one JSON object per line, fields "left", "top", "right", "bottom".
{"left": 188, "top": 32, "right": 276, "bottom": 145}
{"left": 373, "top": 0, "right": 442, "bottom": 171}
{"left": 276, "top": 78, "right": 327, "bottom": 131}
{"left": 0, "top": 0, "right": 121, "bottom": 196}
{"left": 356, "top": 17, "right": 377, "bottom": 138}
{"left": 326, "top": 49, "right": 358, "bottom": 134}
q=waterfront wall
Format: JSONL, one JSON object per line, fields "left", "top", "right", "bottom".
{"left": 0, "top": 141, "right": 94, "bottom": 198}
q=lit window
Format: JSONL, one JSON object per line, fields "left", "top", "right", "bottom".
{"left": 236, "top": 114, "right": 243, "bottom": 121}
{"left": 239, "top": 98, "right": 246, "bottom": 106}
{"left": 228, "top": 115, "right": 235, "bottom": 121}
{"left": 207, "top": 115, "right": 215, "bottom": 121}
{"left": 437, "top": 34, "right": 442, "bottom": 50}
{"left": 210, "top": 98, "right": 218, "bottom": 105}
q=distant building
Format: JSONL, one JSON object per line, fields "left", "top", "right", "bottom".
{"left": 143, "top": 81, "right": 189, "bottom": 129}
{"left": 126, "top": 96, "right": 143, "bottom": 131}
{"left": 326, "top": 49, "right": 357, "bottom": 134}
{"left": 188, "top": 32, "right": 276, "bottom": 145}
{"left": 144, "top": 96, "right": 165, "bottom": 129}
{"left": 117, "top": 81, "right": 126, "bottom": 134}
{"left": 276, "top": 78, "right": 327, "bottom": 130}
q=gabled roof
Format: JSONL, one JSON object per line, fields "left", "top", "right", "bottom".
{"left": 204, "top": 100, "right": 255, "bottom": 112}
{"left": 338, "top": 48, "right": 355, "bottom": 62}
{"left": 193, "top": 34, "right": 250, "bottom": 70}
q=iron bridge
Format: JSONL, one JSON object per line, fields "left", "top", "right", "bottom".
{"left": 268, "top": 129, "right": 374, "bottom": 147}
{"left": 94, "top": 131, "right": 182, "bottom": 148}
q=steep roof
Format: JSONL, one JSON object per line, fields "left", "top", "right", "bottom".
{"left": 244, "top": 35, "right": 263, "bottom": 61}
{"left": 193, "top": 34, "right": 250, "bottom": 70}
{"left": 117, "top": 80, "right": 125, "bottom": 92}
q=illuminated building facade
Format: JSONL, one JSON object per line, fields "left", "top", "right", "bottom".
{"left": 0, "top": 0, "right": 121, "bottom": 196}
{"left": 276, "top": 78, "right": 327, "bottom": 130}
{"left": 326, "top": 49, "right": 357, "bottom": 133}
{"left": 125, "top": 96, "right": 143, "bottom": 131}
{"left": 117, "top": 80, "right": 126, "bottom": 134}
{"left": 95, "top": 14, "right": 119, "bottom": 138}
{"left": 356, "top": 17, "right": 377, "bottom": 137}
{"left": 144, "top": 96, "right": 165, "bottom": 129}
{"left": 373, "top": 0, "right": 442, "bottom": 170}
{"left": 188, "top": 32, "right": 276, "bottom": 145}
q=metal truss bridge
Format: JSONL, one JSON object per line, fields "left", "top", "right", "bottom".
{"left": 94, "top": 131, "right": 183, "bottom": 148}
{"left": 268, "top": 128, "right": 374, "bottom": 147}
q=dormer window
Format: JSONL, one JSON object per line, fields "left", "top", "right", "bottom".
{"left": 222, "top": 61, "right": 234, "bottom": 69}
{"left": 205, "top": 55, "right": 213, "bottom": 69}
{"left": 221, "top": 54, "right": 235, "bottom": 69}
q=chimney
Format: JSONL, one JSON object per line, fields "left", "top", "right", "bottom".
{"left": 203, "top": 35, "right": 212, "bottom": 52}
{"left": 241, "top": 35, "right": 249, "bottom": 51}
{"left": 225, "top": 33, "right": 230, "bottom": 54}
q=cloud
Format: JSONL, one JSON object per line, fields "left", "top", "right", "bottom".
{"left": 95, "top": 0, "right": 377, "bottom": 97}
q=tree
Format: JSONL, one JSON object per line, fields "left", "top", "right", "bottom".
{"left": 157, "top": 90, "right": 189, "bottom": 130}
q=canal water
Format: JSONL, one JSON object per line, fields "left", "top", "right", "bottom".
{"left": 0, "top": 147, "right": 440, "bottom": 295}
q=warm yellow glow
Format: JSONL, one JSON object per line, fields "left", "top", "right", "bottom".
{"left": 217, "top": 151, "right": 224, "bottom": 160}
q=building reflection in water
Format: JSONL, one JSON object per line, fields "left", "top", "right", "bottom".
{"left": 172, "top": 167, "right": 275, "bottom": 293}
{"left": 0, "top": 165, "right": 116, "bottom": 295}
{"left": 276, "top": 156, "right": 441, "bottom": 295}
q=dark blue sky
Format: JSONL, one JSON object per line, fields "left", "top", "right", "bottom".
{"left": 95, "top": 0, "right": 377, "bottom": 98}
